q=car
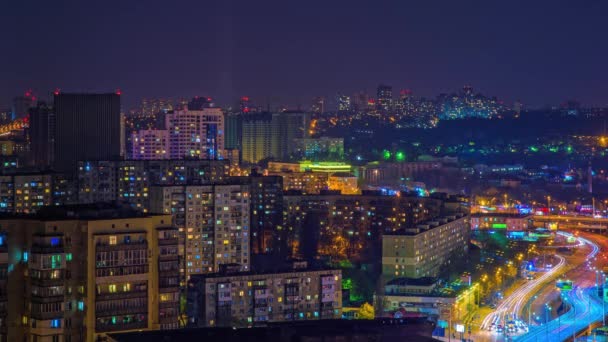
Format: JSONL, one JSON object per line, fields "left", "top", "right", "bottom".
{"left": 497, "top": 325, "right": 504, "bottom": 333}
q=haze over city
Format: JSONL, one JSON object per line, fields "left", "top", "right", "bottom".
{"left": 2, "top": 1, "right": 608, "bottom": 342}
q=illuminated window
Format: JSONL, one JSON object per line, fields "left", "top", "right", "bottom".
{"left": 109, "top": 284, "right": 117, "bottom": 293}
{"left": 109, "top": 236, "right": 117, "bottom": 245}
{"left": 78, "top": 301, "right": 84, "bottom": 311}
{"left": 123, "top": 283, "right": 131, "bottom": 292}
{"left": 66, "top": 253, "right": 73, "bottom": 261}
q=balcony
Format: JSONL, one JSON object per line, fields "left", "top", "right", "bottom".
{"left": 159, "top": 301, "right": 178, "bottom": 309}
{"left": 31, "top": 294, "right": 64, "bottom": 304}
{"left": 159, "top": 238, "right": 178, "bottom": 246}
{"left": 30, "top": 310, "right": 63, "bottom": 321}
{"left": 159, "top": 316, "right": 178, "bottom": 325}
{"left": 96, "top": 305, "right": 147, "bottom": 316}
{"left": 95, "top": 264, "right": 149, "bottom": 277}
{"left": 31, "top": 244, "right": 64, "bottom": 254}
{"left": 96, "top": 320, "right": 147, "bottom": 333}
{"left": 96, "top": 241, "right": 148, "bottom": 252}
{"left": 31, "top": 277, "right": 64, "bottom": 287}
{"left": 96, "top": 291, "right": 147, "bottom": 301}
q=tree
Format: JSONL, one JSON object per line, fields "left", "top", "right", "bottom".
{"left": 358, "top": 302, "right": 375, "bottom": 320}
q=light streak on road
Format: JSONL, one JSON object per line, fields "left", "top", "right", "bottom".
{"left": 480, "top": 231, "right": 600, "bottom": 339}
{"left": 480, "top": 254, "right": 566, "bottom": 330}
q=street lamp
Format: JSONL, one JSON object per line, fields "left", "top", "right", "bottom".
{"left": 545, "top": 304, "right": 551, "bottom": 341}
{"left": 528, "top": 295, "right": 538, "bottom": 328}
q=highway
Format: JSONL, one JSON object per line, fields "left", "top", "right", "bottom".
{"left": 476, "top": 231, "right": 604, "bottom": 341}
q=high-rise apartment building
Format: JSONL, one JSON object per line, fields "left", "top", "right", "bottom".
{"left": 131, "top": 130, "right": 169, "bottom": 160}
{"left": 241, "top": 113, "right": 273, "bottom": 164}
{"left": 311, "top": 97, "right": 325, "bottom": 114}
{"left": 241, "top": 112, "right": 310, "bottom": 164}
{"left": 376, "top": 85, "right": 393, "bottom": 112}
{"left": 149, "top": 183, "right": 250, "bottom": 279}
{"left": 0, "top": 172, "right": 76, "bottom": 214}
{"left": 28, "top": 102, "right": 55, "bottom": 168}
{"left": 11, "top": 91, "right": 36, "bottom": 120}
{"left": 337, "top": 94, "right": 351, "bottom": 112}
{"left": 224, "top": 112, "right": 243, "bottom": 152}
{"left": 78, "top": 160, "right": 230, "bottom": 212}
{"left": 53, "top": 93, "right": 121, "bottom": 173}
{"left": 0, "top": 205, "right": 179, "bottom": 341}
{"left": 231, "top": 171, "right": 284, "bottom": 255}
{"left": 165, "top": 107, "right": 224, "bottom": 160}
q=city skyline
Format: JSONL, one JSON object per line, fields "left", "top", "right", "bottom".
{"left": 2, "top": 1, "right": 608, "bottom": 109}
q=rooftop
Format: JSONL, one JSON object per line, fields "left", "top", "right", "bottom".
{"left": 108, "top": 319, "right": 437, "bottom": 342}
{"left": 386, "top": 213, "right": 468, "bottom": 236}
{"left": 0, "top": 203, "right": 167, "bottom": 221}
{"left": 471, "top": 213, "right": 531, "bottom": 218}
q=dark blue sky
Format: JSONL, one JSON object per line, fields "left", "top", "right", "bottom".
{"left": 1, "top": 0, "right": 607, "bottom": 110}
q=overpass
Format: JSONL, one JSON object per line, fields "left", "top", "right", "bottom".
{"left": 532, "top": 215, "right": 608, "bottom": 232}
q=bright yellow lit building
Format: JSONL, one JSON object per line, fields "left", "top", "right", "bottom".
{"left": 0, "top": 204, "right": 179, "bottom": 341}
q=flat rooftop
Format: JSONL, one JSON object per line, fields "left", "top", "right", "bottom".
{"left": 0, "top": 203, "right": 167, "bottom": 221}
{"left": 108, "top": 319, "right": 438, "bottom": 342}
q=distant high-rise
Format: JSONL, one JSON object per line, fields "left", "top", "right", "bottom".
{"left": 11, "top": 90, "right": 36, "bottom": 120}
{"left": 351, "top": 91, "right": 368, "bottom": 112}
{"left": 311, "top": 96, "right": 325, "bottom": 114}
{"left": 225, "top": 112, "right": 243, "bottom": 151}
{"left": 131, "top": 129, "right": 169, "bottom": 159}
{"left": 165, "top": 107, "right": 224, "bottom": 159}
{"left": 377, "top": 84, "right": 393, "bottom": 112}
{"left": 242, "top": 112, "right": 273, "bottom": 164}
{"left": 337, "top": 94, "right": 351, "bottom": 111}
{"left": 239, "top": 96, "right": 252, "bottom": 114}
{"left": 187, "top": 96, "right": 214, "bottom": 110}
{"left": 241, "top": 111, "right": 310, "bottom": 164}
{"left": 28, "top": 101, "right": 55, "bottom": 167}
{"left": 53, "top": 93, "right": 121, "bottom": 172}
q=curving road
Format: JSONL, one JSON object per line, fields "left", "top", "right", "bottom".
{"left": 480, "top": 254, "right": 566, "bottom": 332}
{"left": 477, "top": 231, "right": 601, "bottom": 341}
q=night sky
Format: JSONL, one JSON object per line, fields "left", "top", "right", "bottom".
{"left": 2, "top": 0, "right": 608, "bottom": 109}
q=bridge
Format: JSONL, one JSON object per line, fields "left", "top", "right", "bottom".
{"left": 532, "top": 215, "right": 608, "bottom": 232}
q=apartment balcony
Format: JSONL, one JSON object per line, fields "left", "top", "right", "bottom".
{"left": 96, "top": 305, "right": 148, "bottom": 316}
{"left": 159, "top": 301, "right": 178, "bottom": 309}
{"left": 158, "top": 238, "right": 178, "bottom": 246}
{"left": 31, "top": 244, "right": 64, "bottom": 254}
{"left": 96, "top": 241, "right": 148, "bottom": 252}
{"left": 96, "top": 291, "right": 147, "bottom": 301}
{"left": 31, "top": 294, "right": 64, "bottom": 304}
{"left": 30, "top": 310, "right": 63, "bottom": 321}
{"left": 96, "top": 320, "right": 147, "bottom": 333}
{"left": 31, "top": 276, "right": 64, "bottom": 287}
{"left": 158, "top": 254, "right": 179, "bottom": 262}
{"left": 159, "top": 316, "right": 178, "bottom": 325}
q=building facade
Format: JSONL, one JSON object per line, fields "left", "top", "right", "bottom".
{"left": 131, "top": 130, "right": 169, "bottom": 160}
{"left": 186, "top": 262, "right": 342, "bottom": 328}
{"left": 149, "top": 183, "right": 250, "bottom": 279}
{"left": 0, "top": 205, "right": 179, "bottom": 342}
{"left": 53, "top": 93, "right": 121, "bottom": 172}
{"left": 165, "top": 108, "right": 224, "bottom": 160}
{"left": 78, "top": 159, "right": 230, "bottom": 213}
{"left": 382, "top": 214, "right": 469, "bottom": 279}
